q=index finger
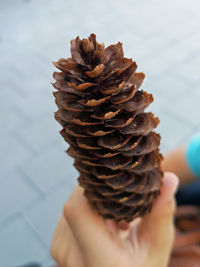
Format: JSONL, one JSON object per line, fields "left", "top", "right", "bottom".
{"left": 64, "top": 185, "right": 121, "bottom": 256}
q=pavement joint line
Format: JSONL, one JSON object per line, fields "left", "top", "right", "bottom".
{"left": 22, "top": 194, "right": 46, "bottom": 214}
{"left": 23, "top": 215, "right": 50, "bottom": 251}
{"left": 17, "top": 166, "right": 46, "bottom": 197}
{"left": 14, "top": 130, "right": 38, "bottom": 155}
{"left": 0, "top": 212, "right": 22, "bottom": 229}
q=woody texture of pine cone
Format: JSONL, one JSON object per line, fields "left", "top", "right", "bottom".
{"left": 52, "top": 33, "right": 163, "bottom": 222}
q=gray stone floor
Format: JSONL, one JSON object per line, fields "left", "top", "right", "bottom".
{"left": 0, "top": 0, "right": 200, "bottom": 266}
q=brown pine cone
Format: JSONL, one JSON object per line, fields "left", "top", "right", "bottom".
{"left": 52, "top": 33, "right": 163, "bottom": 222}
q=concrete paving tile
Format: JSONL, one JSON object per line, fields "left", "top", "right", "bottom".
{"left": 167, "top": 90, "right": 200, "bottom": 127}
{"left": 0, "top": 134, "right": 33, "bottom": 175}
{"left": 0, "top": 86, "right": 25, "bottom": 111}
{"left": 0, "top": 107, "right": 26, "bottom": 135}
{"left": 18, "top": 114, "right": 60, "bottom": 151}
{"left": 21, "top": 141, "right": 78, "bottom": 193}
{"left": 25, "top": 181, "right": 75, "bottom": 248}
{"left": 0, "top": 216, "right": 48, "bottom": 267}
{"left": 14, "top": 92, "right": 55, "bottom": 121}
{"left": 174, "top": 53, "right": 200, "bottom": 84}
{"left": 142, "top": 77, "right": 169, "bottom": 115}
{"left": 156, "top": 109, "right": 195, "bottom": 152}
{"left": 194, "top": 87, "right": 200, "bottom": 97}
{"left": 0, "top": 168, "right": 41, "bottom": 223}
{"left": 151, "top": 74, "right": 190, "bottom": 100}
{"left": 1, "top": 0, "right": 200, "bottom": 265}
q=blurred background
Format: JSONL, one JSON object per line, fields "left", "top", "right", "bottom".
{"left": 0, "top": 0, "right": 200, "bottom": 266}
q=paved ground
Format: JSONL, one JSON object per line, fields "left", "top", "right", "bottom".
{"left": 0, "top": 0, "right": 200, "bottom": 266}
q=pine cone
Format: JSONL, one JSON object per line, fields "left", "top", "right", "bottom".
{"left": 52, "top": 33, "right": 163, "bottom": 222}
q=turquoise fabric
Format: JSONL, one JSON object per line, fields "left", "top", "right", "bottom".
{"left": 186, "top": 133, "right": 200, "bottom": 178}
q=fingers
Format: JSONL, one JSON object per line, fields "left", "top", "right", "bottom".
{"left": 64, "top": 172, "right": 178, "bottom": 266}
{"left": 105, "top": 220, "right": 130, "bottom": 233}
{"left": 51, "top": 215, "right": 84, "bottom": 267}
{"left": 63, "top": 185, "right": 120, "bottom": 258}
{"left": 136, "top": 172, "right": 179, "bottom": 249}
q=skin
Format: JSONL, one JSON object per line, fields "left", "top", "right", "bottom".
{"left": 51, "top": 172, "right": 178, "bottom": 267}
{"left": 161, "top": 146, "right": 195, "bottom": 186}
{"left": 51, "top": 145, "right": 195, "bottom": 267}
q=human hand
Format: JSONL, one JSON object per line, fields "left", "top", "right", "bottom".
{"left": 51, "top": 172, "right": 178, "bottom": 267}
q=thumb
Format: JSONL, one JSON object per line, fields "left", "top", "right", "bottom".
{"left": 137, "top": 172, "right": 179, "bottom": 249}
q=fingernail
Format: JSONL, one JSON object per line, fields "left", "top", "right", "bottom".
{"left": 165, "top": 172, "right": 179, "bottom": 201}
{"left": 117, "top": 221, "right": 130, "bottom": 231}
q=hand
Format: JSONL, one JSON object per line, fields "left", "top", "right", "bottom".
{"left": 51, "top": 172, "right": 178, "bottom": 267}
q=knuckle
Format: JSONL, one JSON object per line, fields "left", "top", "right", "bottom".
{"left": 63, "top": 202, "right": 79, "bottom": 221}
